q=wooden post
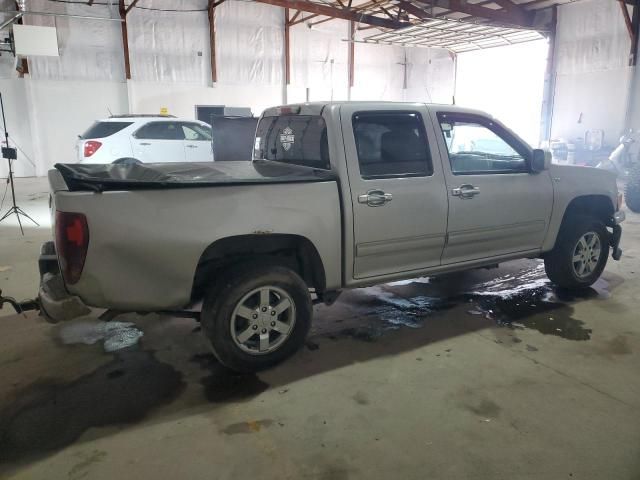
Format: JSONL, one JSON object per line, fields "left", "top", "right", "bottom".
{"left": 208, "top": 1, "right": 218, "bottom": 83}
{"left": 539, "top": 5, "right": 557, "bottom": 144}
{"left": 119, "top": 0, "right": 131, "bottom": 80}
{"left": 630, "top": 0, "right": 640, "bottom": 67}
{"left": 348, "top": 21, "right": 355, "bottom": 88}
{"left": 284, "top": 8, "right": 291, "bottom": 85}
{"left": 624, "top": 1, "right": 640, "bottom": 130}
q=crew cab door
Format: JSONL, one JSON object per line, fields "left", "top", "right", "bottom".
{"left": 131, "top": 121, "right": 186, "bottom": 163}
{"left": 340, "top": 104, "right": 449, "bottom": 279}
{"left": 430, "top": 109, "right": 553, "bottom": 264}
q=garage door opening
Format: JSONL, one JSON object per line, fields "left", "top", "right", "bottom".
{"left": 454, "top": 39, "right": 549, "bottom": 146}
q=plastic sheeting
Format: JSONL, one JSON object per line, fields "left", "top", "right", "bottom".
{"left": 550, "top": 0, "right": 631, "bottom": 144}
{"left": 352, "top": 32, "right": 454, "bottom": 103}
{"left": 7, "top": 0, "right": 454, "bottom": 99}
{"left": 21, "top": 0, "right": 125, "bottom": 81}
{"left": 555, "top": 0, "right": 629, "bottom": 75}
{"left": 291, "top": 20, "right": 348, "bottom": 100}
{"left": 128, "top": 0, "right": 210, "bottom": 84}
{"left": 216, "top": 0, "right": 284, "bottom": 86}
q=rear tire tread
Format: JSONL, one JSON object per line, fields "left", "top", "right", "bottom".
{"left": 625, "top": 162, "right": 640, "bottom": 213}
{"left": 201, "top": 263, "right": 312, "bottom": 372}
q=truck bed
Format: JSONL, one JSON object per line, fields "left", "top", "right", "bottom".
{"left": 55, "top": 160, "right": 337, "bottom": 192}
{"left": 49, "top": 163, "right": 342, "bottom": 311}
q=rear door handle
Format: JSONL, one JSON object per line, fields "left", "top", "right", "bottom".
{"left": 452, "top": 184, "right": 480, "bottom": 199}
{"left": 358, "top": 189, "right": 393, "bottom": 207}
{"left": 139, "top": 142, "right": 151, "bottom": 146}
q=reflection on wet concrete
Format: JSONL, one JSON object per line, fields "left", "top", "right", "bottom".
{"left": 0, "top": 351, "right": 184, "bottom": 463}
{"left": 314, "top": 261, "right": 614, "bottom": 343}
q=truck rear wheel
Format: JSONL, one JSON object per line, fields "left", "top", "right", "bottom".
{"left": 625, "top": 163, "right": 640, "bottom": 213}
{"left": 544, "top": 215, "right": 609, "bottom": 289}
{"left": 201, "top": 265, "right": 312, "bottom": 372}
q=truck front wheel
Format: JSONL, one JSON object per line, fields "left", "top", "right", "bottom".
{"left": 544, "top": 215, "right": 609, "bottom": 289}
{"left": 201, "top": 265, "right": 312, "bottom": 372}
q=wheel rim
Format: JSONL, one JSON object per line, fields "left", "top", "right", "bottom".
{"left": 572, "top": 231, "right": 602, "bottom": 279}
{"left": 230, "top": 286, "right": 296, "bottom": 355}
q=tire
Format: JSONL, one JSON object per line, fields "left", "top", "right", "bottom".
{"left": 625, "top": 163, "right": 640, "bottom": 213}
{"left": 201, "top": 264, "right": 312, "bottom": 372}
{"left": 544, "top": 214, "right": 609, "bottom": 289}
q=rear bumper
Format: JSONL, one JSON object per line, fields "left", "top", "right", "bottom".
{"left": 38, "top": 242, "right": 90, "bottom": 323}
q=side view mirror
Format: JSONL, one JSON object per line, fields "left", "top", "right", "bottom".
{"left": 531, "top": 149, "right": 551, "bottom": 173}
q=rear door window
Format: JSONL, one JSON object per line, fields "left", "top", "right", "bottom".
{"left": 81, "top": 121, "right": 132, "bottom": 139}
{"left": 181, "top": 122, "right": 212, "bottom": 141}
{"left": 352, "top": 112, "right": 432, "bottom": 179}
{"left": 254, "top": 115, "right": 330, "bottom": 170}
{"left": 134, "top": 122, "right": 185, "bottom": 140}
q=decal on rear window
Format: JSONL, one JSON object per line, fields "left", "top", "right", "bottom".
{"left": 254, "top": 115, "right": 330, "bottom": 170}
{"left": 279, "top": 127, "right": 295, "bottom": 151}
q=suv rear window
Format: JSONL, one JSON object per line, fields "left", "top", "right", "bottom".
{"left": 254, "top": 115, "right": 330, "bottom": 170}
{"left": 81, "top": 122, "right": 132, "bottom": 139}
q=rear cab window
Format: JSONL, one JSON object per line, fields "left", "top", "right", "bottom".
{"left": 81, "top": 121, "right": 132, "bottom": 139}
{"left": 254, "top": 114, "right": 330, "bottom": 170}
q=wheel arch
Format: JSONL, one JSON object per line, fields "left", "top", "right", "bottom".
{"left": 546, "top": 194, "right": 615, "bottom": 253}
{"left": 561, "top": 195, "right": 615, "bottom": 226}
{"left": 191, "top": 234, "right": 327, "bottom": 302}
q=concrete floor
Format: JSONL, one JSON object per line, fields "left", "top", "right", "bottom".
{"left": 1, "top": 177, "right": 640, "bottom": 480}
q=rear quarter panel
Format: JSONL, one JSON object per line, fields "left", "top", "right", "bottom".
{"left": 54, "top": 181, "right": 342, "bottom": 310}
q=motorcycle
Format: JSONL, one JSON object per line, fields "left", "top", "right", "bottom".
{"left": 596, "top": 131, "right": 640, "bottom": 212}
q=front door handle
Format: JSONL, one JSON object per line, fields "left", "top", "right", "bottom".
{"left": 186, "top": 144, "right": 198, "bottom": 149}
{"left": 139, "top": 142, "right": 151, "bottom": 146}
{"left": 452, "top": 184, "right": 480, "bottom": 199}
{"left": 358, "top": 189, "right": 393, "bottom": 207}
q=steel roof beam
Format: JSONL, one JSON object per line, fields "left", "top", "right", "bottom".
{"left": 253, "top": 0, "right": 410, "bottom": 29}
{"left": 420, "top": 0, "right": 534, "bottom": 27}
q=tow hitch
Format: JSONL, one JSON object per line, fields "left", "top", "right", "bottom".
{"left": 0, "top": 289, "right": 39, "bottom": 315}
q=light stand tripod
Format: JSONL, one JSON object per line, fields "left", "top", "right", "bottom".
{"left": 0, "top": 91, "right": 38, "bottom": 235}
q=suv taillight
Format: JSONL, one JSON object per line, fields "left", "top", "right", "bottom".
{"left": 55, "top": 211, "right": 89, "bottom": 285}
{"left": 83, "top": 141, "right": 102, "bottom": 157}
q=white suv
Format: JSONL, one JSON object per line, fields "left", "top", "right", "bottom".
{"left": 76, "top": 115, "right": 214, "bottom": 164}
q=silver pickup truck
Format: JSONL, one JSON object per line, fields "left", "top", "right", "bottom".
{"left": 40, "top": 102, "right": 625, "bottom": 371}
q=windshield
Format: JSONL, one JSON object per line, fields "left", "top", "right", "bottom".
{"left": 253, "top": 115, "right": 330, "bottom": 170}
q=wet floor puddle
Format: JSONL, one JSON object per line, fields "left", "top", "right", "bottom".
{"left": 0, "top": 351, "right": 185, "bottom": 462}
{"left": 322, "top": 262, "right": 609, "bottom": 343}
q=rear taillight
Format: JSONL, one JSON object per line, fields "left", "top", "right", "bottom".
{"left": 55, "top": 211, "right": 89, "bottom": 285}
{"left": 83, "top": 141, "right": 102, "bottom": 157}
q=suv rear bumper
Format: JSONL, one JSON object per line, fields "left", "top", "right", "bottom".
{"left": 38, "top": 241, "right": 90, "bottom": 323}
